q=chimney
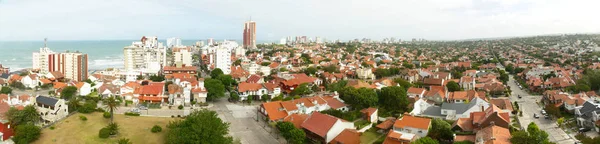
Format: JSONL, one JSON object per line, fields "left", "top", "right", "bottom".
{"left": 481, "top": 105, "right": 484, "bottom": 112}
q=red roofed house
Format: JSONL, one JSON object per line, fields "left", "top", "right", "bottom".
{"left": 361, "top": 107, "right": 379, "bottom": 123}
{"left": 134, "top": 82, "right": 166, "bottom": 104}
{"left": 237, "top": 82, "right": 267, "bottom": 101}
{"left": 383, "top": 114, "right": 431, "bottom": 144}
{"left": 163, "top": 65, "right": 197, "bottom": 74}
{"left": 451, "top": 104, "right": 510, "bottom": 132}
{"left": 278, "top": 73, "right": 322, "bottom": 93}
{"left": 406, "top": 87, "right": 426, "bottom": 99}
{"left": 258, "top": 94, "right": 347, "bottom": 122}
{"left": 0, "top": 101, "right": 14, "bottom": 141}
{"left": 329, "top": 129, "right": 361, "bottom": 144}
{"left": 301, "top": 112, "right": 356, "bottom": 143}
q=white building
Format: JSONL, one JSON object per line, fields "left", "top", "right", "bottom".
{"left": 173, "top": 47, "right": 192, "bottom": 66}
{"left": 166, "top": 37, "right": 182, "bottom": 48}
{"left": 123, "top": 36, "right": 167, "bottom": 75}
{"left": 280, "top": 38, "right": 286, "bottom": 45}
{"left": 35, "top": 96, "right": 69, "bottom": 126}
{"left": 32, "top": 47, "right": 55, "bottom": 73}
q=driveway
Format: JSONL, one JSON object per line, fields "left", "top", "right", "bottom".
{"left": 508, "top": 75, "right": 576, "bottom": 143}
{"left": 208, "top": 98, "right": 280, "bottom": 144}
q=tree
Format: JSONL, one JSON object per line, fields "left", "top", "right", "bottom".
{"left": 290, "top": 83, "right": 311, "bottom": 96}
{"left": 0, "top": 87, "right": 12, "bottom": 94}
{"left": 326, "top": 80, "right": 347, "bottom": 92}
{"left": 149, "top": 75, "right": 165, "bottom": 82}
{"left": 339, "top": 87, "right": 378, "bottom": 110}
{"left": 446, "top": 81, "right": 461, "bottom": 92}
{"left": 10, "top": 81, "right": 26, "bottom": 90}
{"left": 210, "top": 68, "right": 224, "bottom": 78}
{"left": 233, "top": 59, "right": 242, "bottom": 66}
{"left": 378, "top": 86, "right": 409, "bottom": 115}
{"left": 276, "top": 122, "right": 296, "bottom": 137}
{"left": 393, "top": 78, "right": 413, "bottom": 89}
{"left": 166, "top": 109, "right": 233, "bottom": 144}
{"left": 261, "top": 62, "right": 271, "bottom": 66}
{"left": 374, "top": 68, "right": 391, "bottom": 78}
{"left": 118, "top": 138, "right": 133, "bottom": 144}
{"left": 61, "top": 86, "right": 78, "bottom": 99}
{"left": 510, "top": 122, "right": 553, "bottom": 144}
{"left": 413, "top": 137, "right": 439, "bottom": 144}
{"left": 303, "top": 67, "right": 318, "bottom": 76}
{"left": 67, "top": 97, "right": 81, "bottom": 113}
{"left": 6, "top": 105, "right": 40, "bottom": 126}
{"left": 544, "top": 105, "right": 561, "bottom": 118}
{"left": 103, "top": 97, "right": 119, "bottom": 123}
{"left": 229, "top": 93, "right": 240, "bottom": 101}
{"left": 427, "top": 118, "right": 454, "bottom": 142}
{"left": 557, "top": 117, "right": 564, "bottom": 127}
{"left": 136, "top": 75, "right": 144, "bottom": 80}
{"left": 217, "top": 75, "right": 236, "bottom": 90}
{"left": 276, "top": 122, "right": 305, "bottom": 144}
{"left": 205, "top": 79, "right": 225, "bottom": 101}
{"left": 12, "top": 124, "right": 41, "bottom": 144}
{"left": 454, "top": 141, "right": 474, "bottom": 144}
{"left": 322, "top": 65, "right": 339, "bottom": 73}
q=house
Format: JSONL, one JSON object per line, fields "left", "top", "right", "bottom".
{"left": 283, "top": 113, "right": 309, "bottom": 128}
{"left": 191, "top": 87, "right": 208, "bottom": 103}
{"left": 46, "top": 71, "right": 65, "bottom": 82}
{"left": 237, "top": 82, "right": 268, "bottom": 101}
{"left": 383, "top": 114, "right": 431, "bottom": 144}
{"left": 167, "top": 84, "right": 190, "bottom": 106}
{"left": 423, "top": 89, "right": 445, "bottom": 104}
{"left": 489, "top": 98, "right": 514, "bottom": 113}
{"left": 575, "top": 101, "right": 600, "bottom": 132}
{"left": 423, "top": 78, "right": 444, "bottom": 87}
{"left": 134, "top": 82, "right": 166, "bottom": 104}
{"left": 376, "top": 117, "right": 396, "bottom": 132}
{"left": 75, "top": 82, "right": 92, "bottom": 96}
{"left": 357, "top": 68, "right": 375, "bottom": 80}
{"left": 460, "top": 76, "right": 476, "bottom": 90}
{"left": 451, "top": 104, "right": 511, "bottom": 132}
{"left": 162, "top": 65, "right": 197, "bottom": 74}
{"left": 258, "top": 94, "right": 347, "bottom": 122}
{"left": 279, "top": 73, "right": 322, "bottom": 93}
{"left": 361, "top": 107, "right": 378, "bottom": 123}
{"left": 301, "top": 112, "right": 355, "bottom": 143}
{"left": 245, "top": 74, "right": 264, "bottom": 83}
{"left": 419, "top": 97, "right": 490, "bottom": 120}
{"left": 407, "top": 87, "right": 426, "bottom": 99}
{"left": 35, "top": 96, "right": 69, "bottom": 125}
{"left": 448, "top": 91, "right": 469, "bottom": 103}
{"left": 0, "top": 120, "right": 13, "bottom": 142}
{"left": 482, "top": 83, "right": 505, "bottom": 95}
{"left": 120, "top": 82, "right": 141, "bottom": 101}
{"left": 329, "top": 129, "right": 361, "bottom": 144}
{"left": 21, "top": 74, "right": 40, "bottom": 88}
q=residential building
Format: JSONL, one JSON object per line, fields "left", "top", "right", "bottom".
{"left": 575, "top": 101, "right": 600, "bottom": 132}
{"left": 357, "top": 68, "right": 375, "bottom": 80}
{"left": 21, "top": 74, "right": 39, "bottom": 88}
{"left": 383, "top": 114, "right": 431, "bottom": 144}
{"left": 451, "top": 104, "right": 511, "bottom": 132}
{"left": 301, "top": 112, "right": 355, "bottom": 143}
{"left": 123, "top": 36, "right": 167, "bottom": 74}
{"left": 0, "top": 64, "right": 8, "bottom": 74}
{"left": 32, "top": 45, "right": 88, "bottom": 81}
{"left": 35, "top": 96, "right": 68, "bottom": 125}
{"left": 243, "top": 21, "right": 257, "bottom": 49}
{"left": 163, "top": 64, "right": 197, "bottom": 74}
{"left": 134, "top": 82, "right": 166, "bottom": 104}
{"left": 258, "top": 94, "right": 347, "bottom": 122}
{"left": 172, "top": 47, "right": 193, "bottom": 66}
{"left": 166, "top": 37, "right": 182, "bottom": 48}
{"left": 361, "top": 107, "right": 378, "bottom": 123}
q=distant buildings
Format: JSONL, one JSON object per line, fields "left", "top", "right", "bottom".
{"left": 123, "top": 36, "right": 167, "bottom": 75}
{"left": 243, "top": 21, "right": 257, "bottom": 49}
{"left": 0, "top": 64, "right": 8, "bottom": 74}
{"left": 166, "top": 37, "right": 182, "bottom": 48}
{"left": 32, "top": 40, "right": 88, "bottom": 81}
{"left": 172, "top": 47, "right": 193, "bottom": 66}
{"left": 201, "top": 40, "right": 238, "bottom": 74}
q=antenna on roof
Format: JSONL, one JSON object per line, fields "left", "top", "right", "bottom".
{"left": 44, "top": 38, "right": 48, "bottom": 47}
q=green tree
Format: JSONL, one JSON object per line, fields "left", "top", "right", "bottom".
{"left": 378, "top": 86, "right": 409, "bottom": 115}
{"left": 149, "top": 75, "right": 165, "bottom": 82}
{"left": 287, "top": 128, "right": 305, "bottom": 144}
{"left": 103, "top": 97, "right": 119, "bottom": 123}
{"left": 205, "top": 79, "right": 225, "bottom": 101}
{"left": 118, "top": 138, "right": 133, "bottom": 144}
{"left": 303, "top": 67, "right": 318, "bottom": 76}
{"left": 454, "top": 141, "right": 474, "bottom": 144}
{"left": 67, "top": 97, "right": 81, "bottom": 113}
{"left": 210, "top": 68, "right": 224, "bottom": 78}
{"left": 233, "top": 59, "right": 242, "bottom": 66}
{"left": 557, "top": 117, "right": 564, "bottom": 127}
{"left": 229, "top": 93, "right": 240, "bottom": 101}
{"left": 217, "top": 74, "right": 236, "bottom": 91}
{"left": 322, "top": 65, "right": 339, "bottom": 73}
{"left": 446, "top": 81, "right": 461, "bottom": 92}
{"left": 326, "top": 80, "right": 347, "bottom": 92}
{"left": 0, "top": 87, "right": 12, "bottom": 94}
{"left": 61, "top": 86, "right": 78, "bottom": 99}
{"left": 6, "top": 105, "right": 41, "bottom": 126}
{"left": 393, "top": 78, "right": 413, "bottom": 89}
{"left": 510, "top": 122, "right": 553, "bottom": 144}
{"left": 12, "top": 124, "right": 41, "bottom": 144}
{"left": 374, "top": 68, "right": 391, "bottom": 78}
{"left": 290, "top": 83, "right": 311, "bottom": 96}
{"left": 427, "top": 118, "right": 454, "bottom": 142}
{"left": 166, "top": 109, "right": 233, "bottom": 144}
{"left": 413, "top": 137, "right": 439, "bottom": 144}
{"left": 261, "top": 62, "right": 271, "bottom": 66}
{"left": 339, "top": 87, "right": 378, "bottom": 110}
{"left": 136, "top": 75, "right": 144, "bottom": 80}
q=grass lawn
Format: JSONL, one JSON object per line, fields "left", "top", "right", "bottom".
{"left": 360, "top": 128, "right": 383, "bottom": 144}
{"left": 35, "top": 112, "right": 176, "bottom": 144}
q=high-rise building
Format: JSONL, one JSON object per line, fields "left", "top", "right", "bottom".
{"left": 173, "top": 47, "right": 192, "bottom": 66}
{"left": 243, "top": 21, "right": 256, "bottom": 49}
{"left": 166, "top": 37, "right": 182, "bottom": 48}
{"left": 280, "top": 38, "right": 286, "bottom": 45}
{"left": 32, "top": 43, "right": 88, "bottom": 81}
{"left": 123, "top": 36, "right": 167, "bottom": 74}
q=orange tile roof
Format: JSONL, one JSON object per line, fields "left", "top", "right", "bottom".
{"left": 406, "top": 87, "right": 426, "bottom": 94}
{"left": 134, "top": 84, "right": 164, "bottom": 95}
{"left": 237, "top": 82, "right": 264, "bottom": 93}
{"left": 323, "top": 97, "right": 347, "bottom": 109}
{"left": 476, "top": 125, "right": 511, "bottom": 144}
{"left": 330, "top": 129, "right": 360, "bottom": 144}
{"left": 376, "top": 118, "right": 396, "bottom": 130}
{"left": 394, "top": 115, "right": 431, "bottom": 130}
{"left": 163, "top": 66, "right": 197, "bottom": 71}
{"left": 261, "top": 101, "right": 289, "bottom": 121}
{"left": 53, "top": 82, "right": 67, "bottom": 89}
{"left": 454, "top": 135, "right": 476, "bottom": 143}
{"left": 283, "top": 113, "right": 309, "bottom": 128}
{"left": 301, "top": 112, "right": 339, "bottom": 137}
{"left": 450, "top": 91, "right": 468, "bottom": 100}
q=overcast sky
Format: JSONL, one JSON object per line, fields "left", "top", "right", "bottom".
{"left": 1, "top": 0, "right": 599, "bottom": 41}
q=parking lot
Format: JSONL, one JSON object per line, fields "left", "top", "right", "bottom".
{"left": 208, "top": 99, "right": 281, "bottom": 144}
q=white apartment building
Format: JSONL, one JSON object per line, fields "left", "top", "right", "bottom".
{"left": 32, "top": 45, "right": 88, "bottom": 81}
{"left": 32, "top": 47, "right": 55, "bottom": 74}
{"left": 202, "top": 40, "right": 238, "bottom": 75}
{"left": 173, "top": 47, "right": 192, "bottom": 66}
{"left": 123, "top": 36, "right": 167, "bottom": 74}
{"left": 166, "top": 37, "right": 182, "bottom": 48}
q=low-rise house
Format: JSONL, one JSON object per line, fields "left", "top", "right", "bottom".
{"left": 460, "top": 76, "right": 476, "bottom": 90}
{"left": 448, "top": 91, "right": 469, "bottom": 103}
{"left": 75, "top": 82, "right": 92, "bottom": 96}
{"left": 162, "top": 65, "right": 197, "bottom": 74}
{"left": 407, "top": 87, "right": 426, "bottom": 99}
{"left": 383, "top": 114, "right": 431, "bottom": 144}
{"left": 452, "top": 104, "right": 511, "bottom": 132}
{"left": 0, "top": 119, "right": 13, "bottom": 142}
{"left": 245, "top": 74, "right": 264, "bottom": 83}
{"left": 423, "top": 78, "right": 444, "bottom": 87}
{"left": 21, "top": 74, "right": 40, "bottom": 88}
{"left": 423, "top": 89, "right": 445, "bottom": 104}
{"left": 575, "top": 101, "right": 600, "bottom": 132}
{"left": 357, "top": 68, "right": 375, "bottom": 80}
{"left": 258, "top": 94, "right": 347, "bottom": 122}
{"left": 191, "top": 87, "right": 208, "bottom": 103}
{"left": 361, "top": 107, "right": 378, "bottom": 123}
{"left": 120, "top": 82, "right": 141, "bottom": 101}
{"left": 134, "top": 82, "right": 166, "bottom": 104}
{"left": 330, "top": 129, "right": 361, "bottom": 144}
{"left": 301, "top": 112, "right": 355, "bottom": 143}
{"left": 440, "top": 97, "right": 490, "bottom": 120}
{"left": 237, "top": 82, "right": 268, "bottom": 101}
{"left": 35, "top": 96, "right": 68, "bottom": 125}
{"left": 489, "top": 98, "right": 514, "bottom": 113}
{"left": 167, "top": 84, "right": 190, "bottom": 106}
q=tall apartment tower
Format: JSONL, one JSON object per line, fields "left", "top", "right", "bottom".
{"left": 243, "top": 21, "right": 256, "bottom": 49}
{"left": 32, "top": 39, "right": 88, "bottom": 81}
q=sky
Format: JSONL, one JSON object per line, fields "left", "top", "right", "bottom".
{"left": 1, "top": 0, "right": 600, "bottom": 41}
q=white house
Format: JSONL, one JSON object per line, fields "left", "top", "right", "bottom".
{"left": 384, "top": 114, "right": 432, "bottom": 143}
{"left": 21, "top": 74, "right": 40, "bottom": 88}
{"left": 301, "top": 112, "right": 355, "bottom": 143}
{"left": 76, "top": 82, "right": 92, "bottom": 96}
{"left": 35, "top": 96, "right": 69, "bottom": 126}
{"left": 440, "top": 97, "right": 489, "bottom": 120}
{"left": 237, "top": 82, "right": 268, "bottom": 101}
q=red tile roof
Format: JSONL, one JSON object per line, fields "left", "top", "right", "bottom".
{"left": 394, "top": 115, "right": 431, "bottom": 130}
{"left": 283, "top": 113, "right": 309, "bottom": 128}
{"left": 238, "top": 82, "right": 264, "bottom": 92}
{"left": 323, "top": 97, "right": 347, "bottom": 109}
{"left": 163, "top": 66, "right": 197, "bottom": 71}
{"left": 134, "top": 84, "right": 164, "bottom": 95}
{"left": 261, "top": 101, "right": 289, "bottom": 121}
{"left": 330, "top": 129, "right": 360, "bottom": 144}
{"left": 246, "top": 75, "right": 262, "bottom": 83}
{"left": 407, "top": 87, "right": 426, "bottom": 95}
{"left": 301, "top": 112, "right": 339, "bottom": 137}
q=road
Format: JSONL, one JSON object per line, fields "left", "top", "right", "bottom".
{"left": 507, "top": 75, "right": 576, "bottom": 143}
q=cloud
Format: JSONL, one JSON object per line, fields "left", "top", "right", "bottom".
{"left": 0, "top": 0, "right": 599, "bottom": 41}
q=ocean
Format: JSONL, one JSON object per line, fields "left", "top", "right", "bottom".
{"left": 0, "top": 39, "right": 273, "bottom": 72}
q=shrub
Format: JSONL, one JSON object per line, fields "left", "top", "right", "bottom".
{"left": 103, "top": 112, "right": 111, "bottom": 118}
{"left": 98, "top": 128, "right": 111, "bottom": 138}
{"left": 50, "top": 126, "right": 55, "bottom": 130}
{"left": 79, "top": 116, "right": 88, "bottom": 121}
{"left": 151, "top": 125, "right": 162, "bottom": 133}
{"left": 124, "top": 112, "right": 140, "bottom": 116}
{"left": 178, "top": 105, "right": 184, "bottom": 110}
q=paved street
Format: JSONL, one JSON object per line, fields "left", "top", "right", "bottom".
{"left": 208, "top": 98, "right": 281, "bottom": 144}
{"left": 12, "top": 88, "right": 53, "bottom": 97}
{"left": 507, "top": 75, "right": 576, "bottom": 143}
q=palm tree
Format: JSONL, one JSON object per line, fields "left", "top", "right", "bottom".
{"left": 103, "top": 97, "right": 119, "bottom": 123}
{"left": 67, "top": 97, "right": 81, "bottom": 113}
{"left": 117, "top": 138, "right": 132, "bottom": 144}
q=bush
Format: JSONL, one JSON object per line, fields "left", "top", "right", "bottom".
{"left": 178, "top": 105, "right": 184, "bottom": 110}
{"left": 96, "top": 108, "right": 105, "bottom": 112}
{"left": 78, "top": 101, "right": 97, "bottom": 113}
{"left": 79, "top": 116, "right": 88, "bottom": 121}
{"left": 50, "top": 126, "right": 55, "bottom": 130}
{"left": 124, "top": 112, "right": 140, "bottom": 116}
{"left": 151, "top": 125, "right": 162, "bottom": 133}
{"left": 98, "top": 128, "right": 111, "bottom": 138}
{"left": 354, "top": 120, "right": 371, "bottom": 129}
{"left": 103, "top": 112, "right": 111, "bottom": 118}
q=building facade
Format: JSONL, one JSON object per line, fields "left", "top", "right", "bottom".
{"left": 243, "top": 21, "right": 256, "bottom": 49}
{"left": 33, "top": 46, "right": 88, "bottom": 81}
{"left": 123, "top": 36, "right": 167, "bottom": 74}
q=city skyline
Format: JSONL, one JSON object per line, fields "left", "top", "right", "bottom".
{"left": 1, "top": 0, "right": 600, "bottom": 41}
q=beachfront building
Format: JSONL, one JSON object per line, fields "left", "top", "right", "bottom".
{"left": 32, "top": 41, "right": 88, "bottom": 81}
{"left": 123, "top": 36, "right": 167, "bottom": 75}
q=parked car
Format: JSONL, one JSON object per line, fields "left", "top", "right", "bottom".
{"left": 518, "top": 95, "right": 522, "bottom": 99}
{"left": 544, "top": 115, "right": 551, "bottom": 120}
{"left": 139, "top": 106, "right": 148, "bottom": 110}
{"left": 579, "top": 128, "right": 591, "bottom": 133}
{"left": 541, "top": 110, "right": 547, "bottom": 115}
{"left": 534, "top": 114, "right": 539, "bottom": 119}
